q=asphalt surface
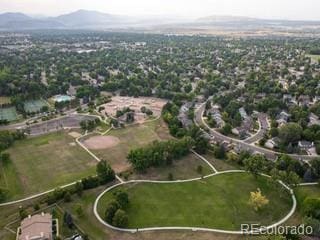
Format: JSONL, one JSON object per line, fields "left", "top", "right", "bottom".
{"left": 26, "top": 114, "right": 98, "bottom": 135}
{"left": 195, "top": 101, "right": 317, "bottom": 162}
{"left": 244, "top": 113, "right": 269, "bottom": 144}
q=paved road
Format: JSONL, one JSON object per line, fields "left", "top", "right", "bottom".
{"left": 195, "top": 101, "right": 317, "bottom": 162}
{"left": 244, "top": 113, "right": 269, "bottom": 144}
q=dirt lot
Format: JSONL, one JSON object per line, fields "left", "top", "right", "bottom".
{"left": 83, "top": 135, "right": 120, "bottom": 149}
{"left": 100, "top": 96, "right": 167, "bottom": 123}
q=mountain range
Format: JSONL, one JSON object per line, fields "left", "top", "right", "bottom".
{"left": 1, "top": 10, "right": 320, "bottom": 30}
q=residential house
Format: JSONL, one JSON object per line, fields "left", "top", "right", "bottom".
{"left": 178, "top": 102, "right": 193, "bottom": 128}
{"left": 207, "top": 105, "right": 225, "bottom": 128}
{"left": 265, "top": 137, "right": 280, "bottom": 149}
{"left": 298, "top": 141, "right": 314, "bottom": 151}
{"left": 276, "top": 111, "right": 290, "bottom": 126}
{"left": 17, "top": 213, "right": 58, "bottom": 240}
{"left": 308, "top": 113, "right": 320, "bottom": 126}
{"left": 298, "top": 95, "right": 311, "bottom": 107}
{"left": 239, "top": 107, "right": 248, "bottom": 120}
{"left": 232, "top": 117, "right": 253, "bottom": 139}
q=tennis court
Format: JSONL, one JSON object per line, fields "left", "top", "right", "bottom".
{"left": 24, "top": 99, "right": 48, "bottom": 113}
{"left": 0, "top": 107, "right": 18, "bottom": 121}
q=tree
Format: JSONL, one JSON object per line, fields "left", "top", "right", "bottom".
{"left": 303, "top": 198, "right": 320, "bottom": 219}
{"left": 271, "top": 169, "right": 301, "bottom": 187}
{"left": 0, "top": 152, "right": 10, "bottom": 164}
{"left": 213, "top": 144, "right": 226, "bottom": 159}
{"left": 74, "top": 181, "right": 84, "bottom": 197}
{"left": 96, "top": 160, "right": 115, "bottom": 184}
{"left": 278, "top": 123, "right": 302, "bottom": 144}
{"left": 64, "top": 191, "right": 72, "bottom": 202}
{"left": 112, "top": 209, "right": 129, "bottom": 228}
{"left": 114, "top": 191, "right": 129, "bottom": 209}
{"left": 269, "top": 127, "right": 279, "bottom": 137}
{"left": 19, "top": 206, "right": 28, "bottom": 220}
{"left": 105, "top": 200, "right": 120, "bottom": 223}
{"left": 0, "top": 188, "right": 7, "bottom": 202}
{"left": 63, "top": 211, "right": 74, "bottom": 229}
{"left": 248, "top": 188, "right": 269, "bottom": 211}
{"left": 221, "top": 123, "right": 232, "bottom": 135}
{"left": 243, "top": 154, "right": 267, "bottom": 177}
{"left": 75, "top": 204, "right": 84, "bottom": 217}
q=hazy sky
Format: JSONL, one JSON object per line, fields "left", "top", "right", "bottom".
{"left": 1, "top": 0, "right": 319, "bottom": 20}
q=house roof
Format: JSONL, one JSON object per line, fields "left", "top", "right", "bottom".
{"left": 19, "top": 213, "right": 52, "bottom": 240}
{"left": 298, "top": 141, "right": 314, "bottom": 148}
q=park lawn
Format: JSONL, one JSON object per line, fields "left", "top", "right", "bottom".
{"left": 124, "top": 153, "right": 214, "bottom": 181}
{"left": 307, "top": 54, "right": 320, "bottom": 63}
{"left": 92, "top": 119, "right": 172, "bottom": 173}
{"left": 4, "top": 131, "right": 97, "bottom": 200}
{"left": 98, "top": 173, "right": 292, "bottom": 230}
{"left": 203, "top": 152, "right": 239, "bottom": 171}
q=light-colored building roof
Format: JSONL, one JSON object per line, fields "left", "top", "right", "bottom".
{"left": 19, "top": 213, "right": 52, "bottom": 240}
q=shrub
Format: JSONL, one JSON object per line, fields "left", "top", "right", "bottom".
{"left": 112, "top": 209, "right": 129, "bottom": 228}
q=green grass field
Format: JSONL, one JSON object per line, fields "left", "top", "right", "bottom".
{"left": 2, "top": 131, "right": 97, "bottom": 200}
{"left": 294, "top": 185, "right": 320, "bottom": 210}
{"left": 0, "top": 107, "right": 18, "bottom": 121}
{"left": 91, "top": 119, "right": 172, "bottom": 173}
{"left": 202, "top": 152, "right": 239, "bottom": 171}
{"left": 97, "top": 172, "right": 292, "bottom": 230}
{"left": 307, "top": 54, "right": 320, "bottom": 63}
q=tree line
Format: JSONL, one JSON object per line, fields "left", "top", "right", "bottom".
{"left": 127, "top": 137, "right": 194, "bottom": 172}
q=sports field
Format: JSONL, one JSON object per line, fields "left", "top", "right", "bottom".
{"left": 87, "top": 119, "right": 172, "bottom": 173}
{"left": 97, "top": 173, "right": 292, "bottom": 230}
{"left": 23, "top": 99, "right": 48, "bottom": 113}
{"left": 2, "top": 131, "right": 97, "bottom": 199}
{"left": 0, "top": 106, "right": 18, "bottom": 121}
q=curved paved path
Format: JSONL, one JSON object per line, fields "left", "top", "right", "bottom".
{"left": 93, "top": 170, "right": 297, "bottom": 235}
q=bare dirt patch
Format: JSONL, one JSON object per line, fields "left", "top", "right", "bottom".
{"left": 83, "top": 136, "right": 120, "bottom": 150}
{"left": 68, "top": 131, "right": 82, "bottom": 138}
{"left": 100, "top": 96, "right": 167, "bottom": 124}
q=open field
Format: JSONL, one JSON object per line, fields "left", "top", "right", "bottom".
{"left": 0, "top": 107, "right": 18, "bottom": 121}
{"left": 0, "top": 186, "right": 265, "bottom": 240}
{"left": 97, "top": 173, "right": 292, "bottom": 230}
{"left": 307, "top": 54, "right": 320, "bottom": 63}
{"left": 202, "top": 152, "right": 239, "bottom": 171}
{"left": 100, "top": 96, "right": 167, "bottom": 124}
{"left": 0, "top": 96, "right": 11, "bottom": 105}
{"left": 2, "top": 131, "right": 97, "bottom": 199}
{"left": 124, "top": 153, "right": 214, "bottom": 181}
{"left": 88, "top": 118, "right": 172, "bottom": 173}
{"left": 23, "top": 99, "right": 48, "bottom": 113}
{"left": 84, "top": 135, "right": 120, "bottom": 149}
